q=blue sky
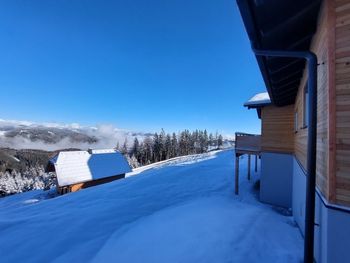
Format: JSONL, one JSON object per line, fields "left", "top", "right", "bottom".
{"left": 0, "top": 0, "right": 265, "bottom": 135}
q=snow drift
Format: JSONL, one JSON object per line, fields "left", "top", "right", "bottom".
{"left": 0, "top": 150, "right": 303, "bottom": 263}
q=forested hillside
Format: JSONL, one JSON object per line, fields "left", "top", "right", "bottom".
{"left": 121, "top": 129, "right": 226, "bottom": 168}
{"left": 0, "top": 129, "right": 231, "bottom": 197}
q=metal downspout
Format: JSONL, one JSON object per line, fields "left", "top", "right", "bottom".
{"left": 252, "top": 48, "right": 318, "bottom": 263}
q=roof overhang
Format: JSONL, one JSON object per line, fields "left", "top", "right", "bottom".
{"left": 244, "top": 92, "right": 271, "bottom": 119}
{"left": 244, "top": 92, "right": 271, "bottom": 109}
{"left": 237, "top": 0, "right": 322, "bottom": 106}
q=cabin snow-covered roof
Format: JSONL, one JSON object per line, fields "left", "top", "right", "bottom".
{"left": 50, "top": 149, "right": 131, "bottom": 187}
{"left": 244, "top": 92, "right": 271, "bottom": 108}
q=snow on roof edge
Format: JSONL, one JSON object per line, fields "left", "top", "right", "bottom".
{"left": 244, "top": 92, "right": 271, "bottom": 107}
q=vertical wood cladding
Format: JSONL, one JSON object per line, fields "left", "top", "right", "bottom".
{"left": 335, "top": 0, "right": 350, "bottom": 205}
{"left": 261, "top": 105, "right": 294, "bottom": 153}
{"left": 294, "top": 1, "right": 330, "bottom": 201}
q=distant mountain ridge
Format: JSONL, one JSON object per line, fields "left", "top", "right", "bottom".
{"left": 0, "top": 148, "right": 55, "bottom": 173}
{"left": 5, "top": 127, "right": 99, "bottom": 144}
{"left": 0, "top": 119, "right": 150, "bottom": 151}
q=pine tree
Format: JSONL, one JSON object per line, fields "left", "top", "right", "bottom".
{"left": 165, "top": 134, "right": 171, "bottom": 159}
{"left": 179, "top": 131, "right": 187, "bottom": 156}
{"left": 115, "top": 141, "right": 120, "bottom": 151}
{"left": 121, "top": 138, "right": 128, "bottom": 155}
{"left": 203, "top": 129, "right": 209, "bottom": 152}
{"left": 171, "top": 132, "right": 178, "bottom": 158}
{"left": 153, "top": 133, "right": 161, "bottom": 162}
{"left": 142, "top": 136, "right": 153, "bottom": 164}
{"left": 129, "top": 154, "right": 140, "bottom": 168}
{"left": 215, "top": 131, "right": 219, "bottom": 148}
{"left": 218, "top": 134, "right": 223, "bottom": 148}
{"left": 209, "top": 133, "right": 214, "bottom": 148}
{"left": 132, "top": 137, "right": 140, "bottom": 161}
{"left": 159, "top": 129, "right": 166, "bottom": 161}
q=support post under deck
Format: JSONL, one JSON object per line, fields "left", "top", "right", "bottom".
{"left": 255, "top": 155, "right": 258, "bottom": 172}
{"left": 248, "top": 154, "right": 251, "bottom": 180}
{"left": 235, "top": 154, "right": 239, "bottom": 195}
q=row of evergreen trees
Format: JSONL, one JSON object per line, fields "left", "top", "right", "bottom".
{"left": 0, "top": 167, "right": 56, "bottom": 196}
{"left": 117, "top": 129, "right": 224, "bottom": 168}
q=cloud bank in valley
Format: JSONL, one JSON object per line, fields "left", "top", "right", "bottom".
{"left": 0, "top": 119, "right": 146, "bottom": 151}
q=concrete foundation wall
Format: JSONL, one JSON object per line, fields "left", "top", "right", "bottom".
{"left": 258, "top": 153, "right": 350, "bottom": 262}
{"left": 314, "top": 192, "right": 350, "bottom": 263}
{"left": 292, "top": 157, "right": 306, "bottom": 236}
{"left": 260, "top": 152, "right": 293, "bottom": 208}
{"left": 291, "top": 156, "right": 350, "bottom": 263}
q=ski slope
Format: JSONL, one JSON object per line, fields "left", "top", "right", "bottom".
{"left": 0, "top": 150, "right": 303, "bottom": 263}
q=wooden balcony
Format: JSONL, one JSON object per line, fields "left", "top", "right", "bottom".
{"left": 234, "top": 132, "right": 261, "bottom": 195}
{"left": 235, "top": 132, "right": 261, "bottom": 154}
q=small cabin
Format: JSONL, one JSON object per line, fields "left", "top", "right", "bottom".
{"left": 47, "top": 149, "right": 131, "bottom": 194}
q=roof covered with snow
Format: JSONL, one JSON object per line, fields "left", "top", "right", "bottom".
{"left": 50, "top": 149, "right": 131, "bottom": 186}
{"left": 244, "top": 92, "right": 271, "bottom": 108}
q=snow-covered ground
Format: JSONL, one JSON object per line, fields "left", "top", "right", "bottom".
{"left": 0, "top": 150, "right": 303, "bottom": 263}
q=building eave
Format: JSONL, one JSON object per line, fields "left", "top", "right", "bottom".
{"left": 236, "top": 0, "right": 322, "bottom": 106}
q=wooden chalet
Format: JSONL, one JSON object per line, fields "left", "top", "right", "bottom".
{"left": 47, "top": 149, "right": 131, "bottom": 194}
{"left": 236, "top": 0, "right": 350, "bottom": 262}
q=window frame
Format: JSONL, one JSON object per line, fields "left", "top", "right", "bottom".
{"left": 303, "top": 83, "right": 309, "bottom": 128}
{"left": 294, "top": 111, "right": 298, "bottom": 133}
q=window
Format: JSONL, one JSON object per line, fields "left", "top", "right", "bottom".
{"left": 303, "top": 84, "right": 309, "bottom": 128}
{"left": 294, "top": 112, "right": 298, "bottom": 132}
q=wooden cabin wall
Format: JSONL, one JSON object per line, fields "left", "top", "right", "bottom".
{"left": 294, "top": 1, "right": 330, "bottom": 201}
{"left": 261, "top": 105, "right": 294, "bottom": 153}
{"left": 57, "top": 174, "right": 126, "bottom": 194}
{"left": 335, "top": 0, "right": 350, "bottom": 206}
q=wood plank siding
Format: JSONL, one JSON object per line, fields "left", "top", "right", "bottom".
{"left": 57, "top": 174, "right": 125, "bottom": 195}
{"left": 335, "top": 0, "right": 350, "bottom": 205}
{"left": 293, "top": 0, "right": 350, "bottom": 206}
{"left": 295, "top": 0, "right": 330, "bottom": 200}
{"left": 261, "top": 105, "right": 294, "bottom": 153}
